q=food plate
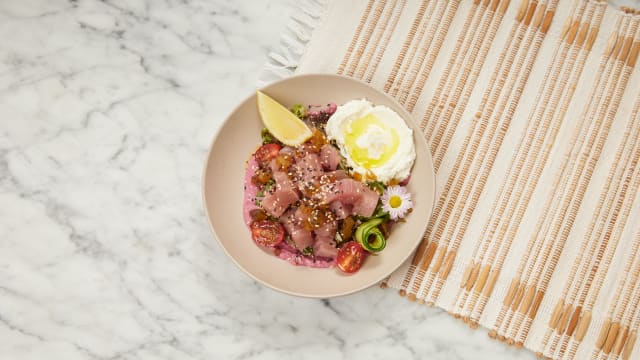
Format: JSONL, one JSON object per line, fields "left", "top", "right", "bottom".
{"left": 202, "top": 74, "right": 435, "bottom": 298}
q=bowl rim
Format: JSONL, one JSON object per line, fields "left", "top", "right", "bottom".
{"left": 201, "top": 73, "right": 436, "bottom": 298}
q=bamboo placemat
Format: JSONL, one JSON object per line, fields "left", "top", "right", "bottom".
{"left": 262, "top": 0, "right": 640, "bottom": 358}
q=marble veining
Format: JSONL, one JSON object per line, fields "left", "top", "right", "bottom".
{"left": 0, "top": 0, "right": 636, "bottom": 359}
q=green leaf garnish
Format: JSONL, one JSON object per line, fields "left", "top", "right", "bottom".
{"left": 291, "top": 104, "right": 307, "bottom": 119}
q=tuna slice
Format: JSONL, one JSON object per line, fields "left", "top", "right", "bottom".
{"left": 295, "top": 152, "right": 323, "bottom": 184}
{"left": 293, "top": 206, "right": 310, "bottom": 228}
{"left": 320, "top": 144, "right": 341, "bottom": 171}
{"left": 291, "top": 228, "right": 313, "bottom": 250}
{"left": 314, "top": 238, "right": 338, "bottom": 259}
{"left": 325, "top": 169, "right": 349, "bottom": 181}
{"left": 320, "top": 178, "right": 379, "bottom": 217}
{"left": 352, "top": 191, "right": 379, "bottom": 217}
{"left": 280, "top": 209, "right": 314, "bottom": 250}
{"left": 313, "top": 221, "right": 339, "bottom": 258}
{"left": 329, "top": 201, "right": 351, "bottom": 219}
{"left": 272, "top": 170, "right": 296, "bottom": 193}
{"left": 261, "top": 189, "right": 299, "bottom": 217}
{"left": 314, "top": 220, "right": 337, "bottom": 239}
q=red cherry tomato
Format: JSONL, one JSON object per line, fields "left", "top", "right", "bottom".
{"left": 250, "top": 220, "right": 285, "bottom": 247}
{"left": 254, "top": 144, "right": 282, "bottom": 165}
{"left": 336, "top": 241, "right": 367, "bottom": 274}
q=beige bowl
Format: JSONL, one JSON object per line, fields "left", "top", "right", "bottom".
{"left": 203, "top": 74, "right": 435, "bottom": 298}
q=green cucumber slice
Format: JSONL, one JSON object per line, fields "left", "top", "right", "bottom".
{"left": 355, "top": 218, "right": 386, "bottom": 253}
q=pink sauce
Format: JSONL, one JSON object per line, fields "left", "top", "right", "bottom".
{"left": 275, "top": 240, "right": 335, "bottom": 268}
{"left": 276, "top": 250, "right": 335, "bottom": 267}
{"left": 243, "top": 153, "right": 336, "bottom": 268}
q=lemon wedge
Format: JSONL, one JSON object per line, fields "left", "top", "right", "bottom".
{"left": 257, "top": 91, "right": 312, "bottom": 146}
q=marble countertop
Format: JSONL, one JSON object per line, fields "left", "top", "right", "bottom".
{"left": 9, "top": 0, "right": 639, "bottom": 359}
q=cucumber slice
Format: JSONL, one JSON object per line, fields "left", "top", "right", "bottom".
{"left": 355, "top": 218, "right": 386, "bottom": 253}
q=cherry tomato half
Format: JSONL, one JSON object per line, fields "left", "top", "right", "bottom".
{"left": 336, "top": 241, "right": 367, "bottom": 274}
{"left": 254, "top": 144, "right": 282, "bottom": 165}
{"left": 250, "top": 220, "right": 285, "bottom": 247}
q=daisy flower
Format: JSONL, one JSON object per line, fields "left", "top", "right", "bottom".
{"left": 381, "top": 185, "right": 413, "bottom": 220}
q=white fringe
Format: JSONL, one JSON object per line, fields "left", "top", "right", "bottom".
{"left": 258, "top": 0, "right": 328, "bottom": 86}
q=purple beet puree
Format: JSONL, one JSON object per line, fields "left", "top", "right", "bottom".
{"left": 276, "top": 250, "right": 336, "bottom": 268}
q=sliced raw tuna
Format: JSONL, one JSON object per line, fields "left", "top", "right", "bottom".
{"left": 293, "top": 206, "right": 310, "bottom": 228}
{"left": 313, "top": 220, "right": 338, "bottom": 258}
{"left": 279, "top": 209, "right": 298, "bottom": 237}
{"left": 314, "top": 241, "right": 338, "bottom": 259}
{"left": 261, "top": 189, "right": 299, "bottom": 217}
{"left": 320, "top": 178, "right": 379, "bottom": 217}
{"left": 295, "top": 152, "right": 323, "bottom": 184}
{"left": 313, "top": 220, "right": 338, "bottom": 239}
{"left": 352, "top": 189, "right": 379, "bottom": 217}
{"left": 322, "top": 169, "right": 348, "bottom": 182}
{"left": 329, "top": 169, "right": 349, "bottom": 180}
{"left": 272, "top": 170, "right": 296, "bottom": 193}
{"left": 313, "top": 236, "right": 339, "bottom": 258}
{"left": 320, "top": 144, "right": 341, "bottom": 171}
{"left": 291, "top": 228, "right": 313, "bottom": 250}
{"left": 280, "top": 209, "right": 314, "bottom": 250}
{"left": 330, "top": 201, "right": 351, "bottom": 219}
{"left": 314, "top": 220, "right": 337, "bottom": 239}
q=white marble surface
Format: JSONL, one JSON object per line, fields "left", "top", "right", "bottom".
{"left": 5, "top": 0, "right": 637, "bottom": 359}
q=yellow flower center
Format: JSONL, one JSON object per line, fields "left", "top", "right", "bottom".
{"left": 389, "top": 195, "right": 402, "bottom": 209}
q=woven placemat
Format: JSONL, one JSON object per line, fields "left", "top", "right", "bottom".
{"left": 262, "top": 1, "right": 640, "bottom": 358}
